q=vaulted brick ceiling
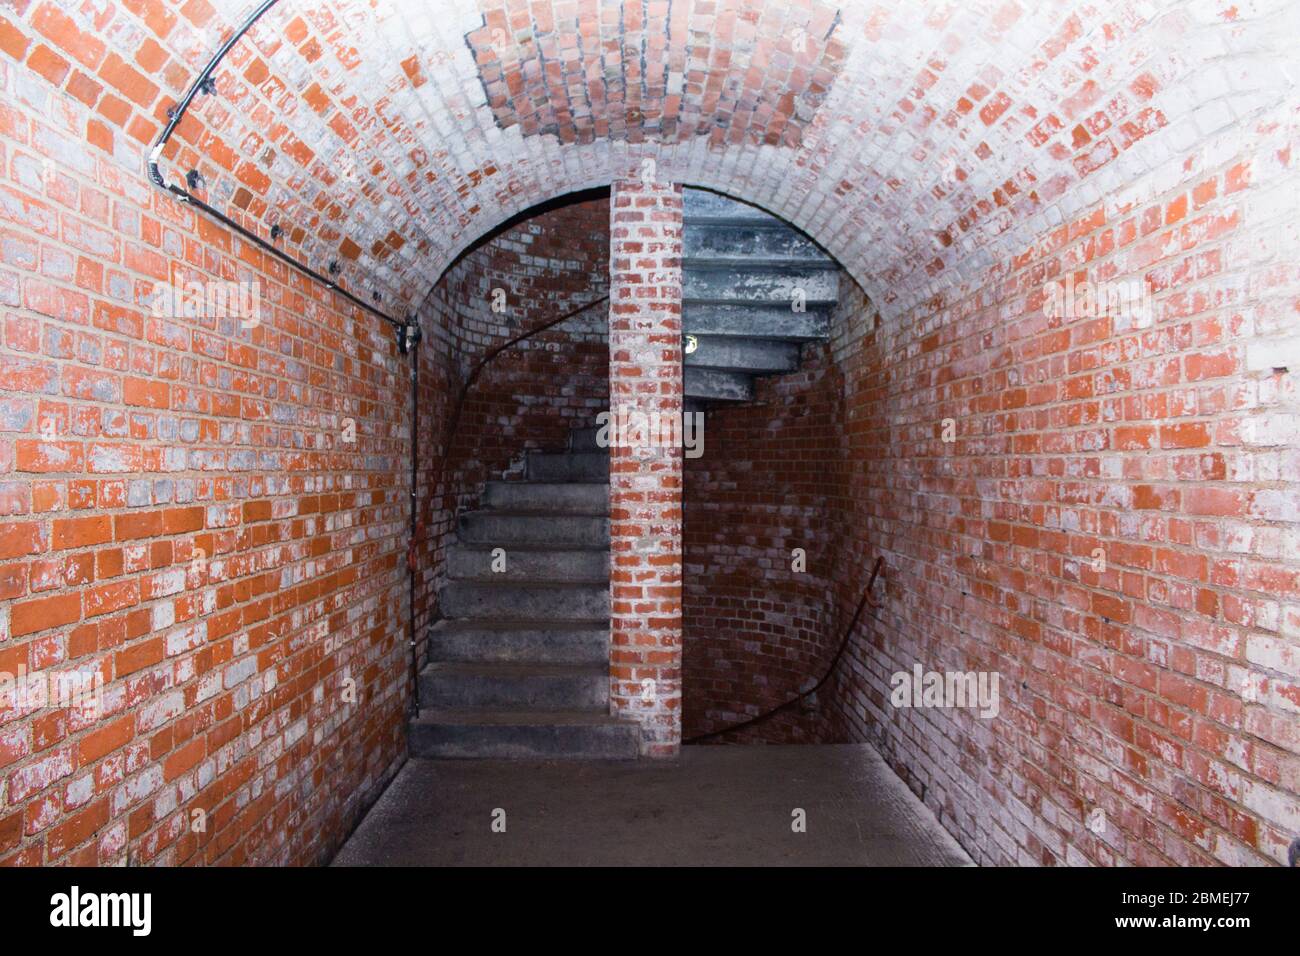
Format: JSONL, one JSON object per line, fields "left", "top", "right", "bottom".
{"left": 159, "top": 0, "right": 1289, "bottom": 319}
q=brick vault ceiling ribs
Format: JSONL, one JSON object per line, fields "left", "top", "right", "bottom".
{"left": 464, "top": 0, "right": 846, "bottom": 146}
{"left": 157, "top": 0, "right": 1295, "bottom": 323}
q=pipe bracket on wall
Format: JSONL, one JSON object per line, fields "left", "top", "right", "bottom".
{"left": 396, "top": 318, "right": 422, "bottom": 355}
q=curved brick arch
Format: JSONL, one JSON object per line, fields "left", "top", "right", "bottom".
{"left": 154, "top": 0, "right": 1295, "bottom": 321}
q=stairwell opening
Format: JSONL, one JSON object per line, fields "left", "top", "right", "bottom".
{"left": 674, "top": 187, "right": 864, "bottom": 746}
{"left": 412, "top": 191, "right": 625, "bottom": 758}
{"left": 412, "top": 183, "right": 863, "bottom": 757}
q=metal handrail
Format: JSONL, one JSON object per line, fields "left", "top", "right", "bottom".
{"left": 684, "top": 556, "right": 885, "bottom": 743}
{"left": 143, "top": 0, "right": 407, "bottom": 332}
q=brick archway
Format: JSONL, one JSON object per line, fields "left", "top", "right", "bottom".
{"left": 156, "top": 0, "right": 1291, "bottom": 325}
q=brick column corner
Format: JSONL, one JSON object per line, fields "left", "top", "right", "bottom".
{"left": 607, "top": 179, "right": 684, "bottom": 757}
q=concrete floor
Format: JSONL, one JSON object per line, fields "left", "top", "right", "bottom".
{"left": 332, "top": 744, "right": 973, "bottom": 866}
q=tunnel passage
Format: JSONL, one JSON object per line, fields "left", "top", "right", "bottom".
{"left": 0, "top": 0, "right": 1294, "bottom": 869}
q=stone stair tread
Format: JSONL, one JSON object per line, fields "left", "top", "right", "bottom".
{"left": 419, "top": 658, "right": 608, "bottom": 710}
{"left": 447, "top": 574, "right": 607, "bottom": 586}
{"left": 482, "top": 480, "right": 608, "bottom": 514}
{"left": 464, "top": 508, "right": 606, "bottom": 518}
{"left": 444, "top": 554, "right": 611, "bottom": 567}
{"left": 430, "top": 618, "right": 609, "bottom": 633}
{"left": 682, "top": 330, "right": 822, "bottom": 341}
{"left": 426, "top": 618, "right": 609, "bottom": 665}
{"left": 681, "top": 190, "right": 774, "bottom": 220}
{"left": 524, "top": 450, "right": 610, "bottom": 482}
{"left": 685, "top": 335, "right": 800, "bottom": 373}
{"left": 519, "top": 479, "right": 607, "bottom": 484}
{"left": 410, "top": 709, "right": 639, "bottom": 758}
{"left": 423, "top": 661, "right": 604, "bottom": 679}
{"left": 457, "top": 511, "right": 609, "bottom": 548}
{"left": 445, "top": 541, "right": 609, "bottom": 585}
{"left": 684, "top": 366, "right": 754, "bottom": 402}
{"left": 683, "top": 302, "right": 831, "bottom": 341}
{"left": 681, "top": 207, "right": 783, "bottom": 221}
{"left": 527, "top": 450, "right": 606, "bottom": 457}
{"left": 682, "top": 216, "right": 790, "bottom": 227}
{"left": 441, "top": 581, "right": 609, "bottom": 594}
{"left": 448, "top": 542, "right": 608, "bottom": 553}
{"left": 416, "top": 708, "right": 628, "bottom": 727}
{"left": 682, "top": 294, "right": 838, "bottom": 307}
{"left": 506, "top": 480, "right": 608, "bottom": 485}
{"left": 486, "top": 480, "right": 606, "bottom": 487}
{"left": 684, "top": 256, "right": 838, "bottom": 270}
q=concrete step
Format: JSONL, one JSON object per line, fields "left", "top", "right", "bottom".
{"left": 683, "top": 301, "right": 832, "bottom": 340}
{"left": 427, "top": 619, "right": 609, "bottom": 665}
{"left": 682, "top": 188, "right": 774, "bottom": 222}
{"left": 526, "top": 450, "right": 608, "bottom": 482}
{"left": 419, "top": 662, "right": 608, "bottom": 711}
{"left": 569, "top": 426, "right": 602, "bottom": 452}
{"left": 458, "top": 511, "right": 609, "bottom": 548}
{"left": 685, "top": 335, "right": 800, "bottom": 373}
{"left": 481, "top": 480, "right": 607, "bottom": 515}
{"left": 411, "top": 709, "right": 639, "bottom": 759}
{"left": 683, "top": 264, "right": 839, "bottom": 304}
{"left": 684, "top": 366, "right": 754, "bottom": 402}
{"left": 445, "top": 543, "right": 608, "bottom": 583}
{"left": 684, "top": 223, "right": 830, "bottom": 260}
{"left": 439, "top": 580, "right": 609, "bottom": 621}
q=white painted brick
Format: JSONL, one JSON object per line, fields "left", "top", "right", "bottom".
{"left": 1245, "top": 336, "right": 1300, "bottom": 372}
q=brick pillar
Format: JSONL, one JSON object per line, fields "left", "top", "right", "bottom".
{"left": 607, "top": 179, "right": 684, "bottom": 757}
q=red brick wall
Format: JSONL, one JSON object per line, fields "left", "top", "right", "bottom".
{"left": 0, "top": 23, "right": 410, "bottom": 864}
{"left": 682, "top": 345, "right": 852, "bottom": 744}
{"left": 683, "top": 123, "right": 1299, "bottom": 865}
{"left": 608, "top": 180, "right": 683, "bottom": 756}
{"left": 816, "top": 133, "right": 1299, "bottom": 866}
{"left": 680, "top": 127, "right": 1298, "bottom": 866}
{"left": 0, "top": 14, "right": 613, "bottom": 859}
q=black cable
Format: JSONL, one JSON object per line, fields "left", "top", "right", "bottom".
{"left": 408, "top": 324, "right": 421, "bottom": 717}
{"left": 684, "top": 557, "right": 884, "bottom": 744}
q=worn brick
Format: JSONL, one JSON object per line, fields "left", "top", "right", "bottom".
{"left": 0, "top": 0, "right": 1290, "bottom": 873}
